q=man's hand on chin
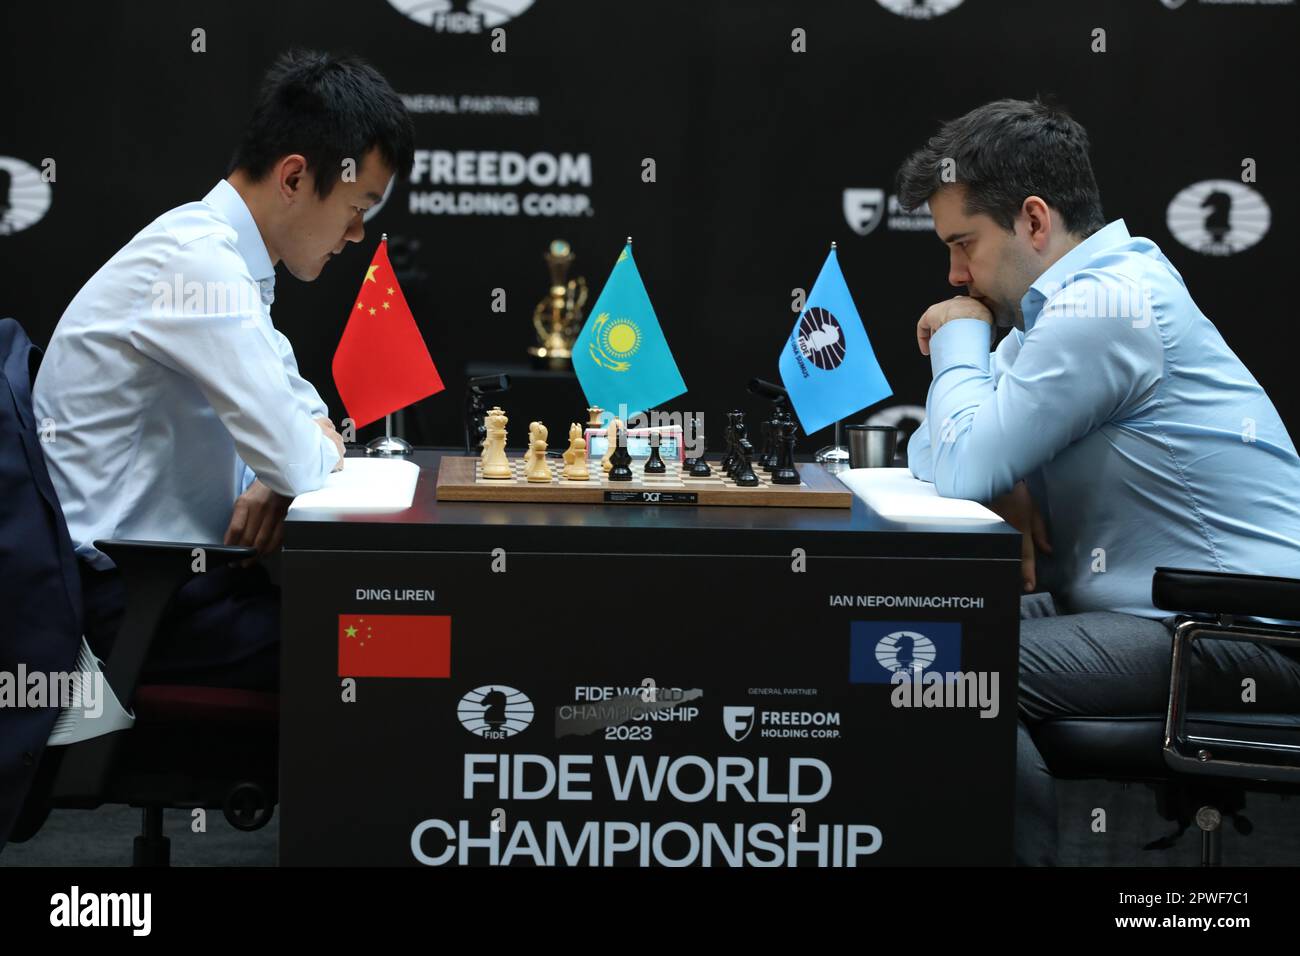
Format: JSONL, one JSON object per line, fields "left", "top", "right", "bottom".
{"left": 916, "top": 295, "right": 994, "bottom": 355}
{"left": 225, "top": 479, "right": 293, "bottom": 562}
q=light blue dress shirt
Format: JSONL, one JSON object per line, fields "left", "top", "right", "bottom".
{"left": 34, "top": 180, "right": 340, "bottom": 569}
{"left": 909, "top": 219, "right": 1300, "bottom": 617}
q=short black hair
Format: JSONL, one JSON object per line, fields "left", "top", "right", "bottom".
{"left": 896, "top": 97, "right": 1105, "bottom": 238}
{"left": 229, "top": 50, "right": 415, "bottom": 199}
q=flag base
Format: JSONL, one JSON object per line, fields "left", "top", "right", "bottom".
{"left": 814, "top": 443, "right": 851, "bottom": 474}
{"left": 366, "top": 434, "right": 413, "bottom": 456}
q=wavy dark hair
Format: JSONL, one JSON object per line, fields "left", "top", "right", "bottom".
{"left": 896, "top": 97, "right": 1105, "bottom": 238}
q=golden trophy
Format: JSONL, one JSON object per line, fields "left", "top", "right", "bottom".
{"left": 528, "top": 239, "right": 588, "bottom": 369}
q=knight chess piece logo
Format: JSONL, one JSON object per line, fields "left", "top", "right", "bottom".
{"left": 723, "top": 705, "right": 756, "bottom": 742}
{"left": 386, "top": 0, "right": 538, "bottom": 32}
{"left": 458, "top": 685, "right": 535, "bottom": 739}
{"left": 0, "top": 157, "right": 52, "bottom": 236}
{"left": 842, "top": 188, "right": 885, "bottom": 237}
{"left": 796, "top": 307, "right": 847, "bottom": 371}
{"left": 1166, "top": 180, "right": 1270, "bottom": 256}
{"left": 875, "top": 630, "right": 938, "bottom": 676}
{"left": 875, "top": 0, "right": 966, "bottom": 19}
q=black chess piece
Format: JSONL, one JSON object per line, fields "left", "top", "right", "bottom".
{"left": 608, "top": 438, "right": 634, "bottom": 481}
{"left": 720, "top": 410, "right": 741, "bottom": 476}
{"left": 771, "top": 413, "right": 801, "bottom": 485}
{"left": 758, "top": 415, "right": 778, "bottom": 471}
{"left": 682, "top": 413, "right": 701, "bottom": 471}
{"left": 728, "top": 417, "right": 751, "bottom": 479}
{"left": 689, "top": 446, "right": 712, "bottom": 477}
{"left": 733, "top": 437, "right": 760, "bottom": 487}
{"left": 644, "top": 433, "right": 667, "bottom": 474}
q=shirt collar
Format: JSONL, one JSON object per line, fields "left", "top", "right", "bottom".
{"left": 202, "top": 179, "right": 276, "bottom": 285}
{"left": 1019, "top": 218, "right": 1131, "bottom": 332}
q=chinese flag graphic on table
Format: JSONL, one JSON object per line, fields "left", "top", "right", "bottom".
{"left": 337, "top": 614, "right": 452, "bottom": 678}
{"left": 332, "top": 238, "right": 445, "bottom": 429}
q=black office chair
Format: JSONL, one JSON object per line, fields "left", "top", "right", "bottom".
{"left": 1034, "top": 567, "right": 1300, "bottom": 865}
{"left": 10, "top": 539, "right": 280, "bottom": 865}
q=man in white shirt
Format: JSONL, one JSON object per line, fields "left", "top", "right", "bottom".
{"left": 33, "top": 50, "right": 415, "bottom": 689}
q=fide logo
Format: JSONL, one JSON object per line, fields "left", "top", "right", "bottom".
{"left": 797, "top": 308, "right": 847, "bottom": 371}
{"left": 875, "top": 630, "right": 938, "bottom": 676}
{"left": 0, "top": 157, "right": 52, "bottom": 236}
{"left": 1166, "top": 180, "right": 1270, "bottom": 257}
{"left": 722, "top": 706, "right": 756, "bottom": 742}
{"left": 386, "top": 0, "right": 537, "bottom": 33}
{"left": 875, "top": 0, "right": 965, "bottom": 19}
{"left": 843, "top": 188, "right": 885, "bottom": 237}
{"left": 458, "top": 685, "right": 535, "bottom": 739}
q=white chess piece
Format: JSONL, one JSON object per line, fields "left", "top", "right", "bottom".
{"left": 562, "top": 422, "right": 589, "bottom": 480}
{"left": 522, "top": 420, "right": 542, "bottom": 475}
{"left": 481, "top": 406, "right": 512, "bottom": 479}
{"left": 525, "top": 422, "right": 551, "bottom": 482}
{"left": 601, "top": 418, "right": 622, "bottom": 474}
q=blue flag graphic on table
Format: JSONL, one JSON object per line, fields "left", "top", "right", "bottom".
{"left": 572, "top": 241, "right": 686, "bottom": 420}
{"left": 777, "top": 247, "right": 892, "bottom": 434}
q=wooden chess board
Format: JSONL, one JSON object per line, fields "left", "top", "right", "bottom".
{"left": 435, "top": 455, "right": 851, "bottom": 508}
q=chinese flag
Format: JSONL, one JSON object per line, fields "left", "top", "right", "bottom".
{"left": 332, "top": 239, "right": 444, "bottom": 429}
{"left": 338, "top": 614, "right": 452, "bottom": 678}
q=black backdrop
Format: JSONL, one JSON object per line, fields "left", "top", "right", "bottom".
{"left": 2, "top": 0, "right": 1296, "bottom": 451}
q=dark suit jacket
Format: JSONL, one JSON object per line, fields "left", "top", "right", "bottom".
{"left": 0, "top": 318, "right": 83, "bottom": 847}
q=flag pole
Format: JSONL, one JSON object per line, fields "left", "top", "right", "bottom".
{"left": 366, "top": 233, "right": 415, "bottom": 457}
{"left": 814, "top": 240, "right": 852, "bottom": 473}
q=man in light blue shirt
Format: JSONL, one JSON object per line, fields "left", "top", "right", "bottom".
{"left": 33, "top": 51, "right": 414, "bottom": 689}
{"left": 896, "top": 98, "right": 1300, "bottom": 864}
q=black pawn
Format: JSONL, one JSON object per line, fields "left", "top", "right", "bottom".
{"left": 644, "top": 433, "right": 667, "bottom": 474}
{"left": 689, "top": 448, "right": 712, "bottom": 477}
{"left": 733, "top": 438, "right": 759, "bottom": 487}
{"left": 608, "top": 441, "right": 634, "bottom": 481}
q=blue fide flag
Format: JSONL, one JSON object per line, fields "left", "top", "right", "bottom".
{"left": 778, "top": 247, "right": 892, "bottom": 434}
{"left": 572, "top": 241, "right": 686, "bottom": 420}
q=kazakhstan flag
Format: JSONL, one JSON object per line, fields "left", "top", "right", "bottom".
{"left": 777, "top": 247, "right": 892, "bottom": 435}
{"left": 573, "top": 241, "right": 686, "bottom": 419}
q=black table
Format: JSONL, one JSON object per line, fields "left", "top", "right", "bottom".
{"left": 281, "top": 448, "right": 1021, "bottom": 866}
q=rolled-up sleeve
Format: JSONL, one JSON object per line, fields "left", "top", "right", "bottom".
{"left": 128, "top": 238, "right": 341, "bottom": 497}
{"left": 924, "top": 277, "right": 1163, "bottom": 502}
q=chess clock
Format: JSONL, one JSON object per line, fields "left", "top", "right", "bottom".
{"left": 585, "top": 425, "right": 684, "bottom": 463}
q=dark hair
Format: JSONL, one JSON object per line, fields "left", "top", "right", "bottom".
{"left": 229, "top": 50, "right": 415, "bottom": 198}
{"left": 896, "top": 97, "right": 1105, "bottom": 238}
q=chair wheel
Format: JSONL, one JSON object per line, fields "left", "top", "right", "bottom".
{"left": 223, "top": 781, "right": 274, "bottom": 831}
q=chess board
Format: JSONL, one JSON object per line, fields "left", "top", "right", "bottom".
{"left": 435, "top": 455, "right": 851, "bottom": 508}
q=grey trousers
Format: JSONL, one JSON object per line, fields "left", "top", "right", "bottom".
{"left": 1014, "top": 592, "right": 1300, "bottom": 865}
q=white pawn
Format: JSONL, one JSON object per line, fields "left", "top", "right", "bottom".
{"left": 601, "top": 418, "right": 622, "bottom": 474}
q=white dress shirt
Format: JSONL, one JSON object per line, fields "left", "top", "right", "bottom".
{"left": 34, "top": 179, "right": 339, "bottom": 569}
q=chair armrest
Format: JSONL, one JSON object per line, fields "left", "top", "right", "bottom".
{"left": 91, "top": 539, "right": 256, "bottom": 705}
{"left": 1153, "top": 566, "right": 1300, "bottom": 622}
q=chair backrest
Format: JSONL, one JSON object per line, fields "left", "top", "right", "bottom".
{"left": 0, "top": 317, "right": 84, "bottom": 847}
